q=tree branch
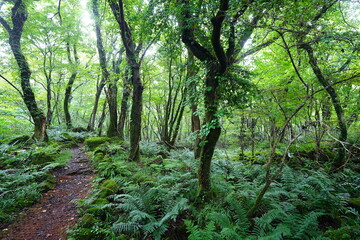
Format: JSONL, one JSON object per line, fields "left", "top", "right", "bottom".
{"left": 179, "top": 0, "right": 214, "bottom": 62}
{"left": 0, "top": 15, "right": 11, "bottom": 32}
{"left": 0, "top": 74, "right": 24, "bottom": 97}
{"left": 211, "top": 0, "right": 229, "bottom": 72}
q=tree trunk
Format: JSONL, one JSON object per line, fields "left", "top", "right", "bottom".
{"left": 197, "top": 67, "right": 222, "bottom": 200}
{"left": 64, "top": 43, "right": 79, "bottom": 129}
{"left": 302, "top": 43, "right": 347, "bottom": 170}
{"left": 92, "top": 0, "right": 118, "bottom": 137}
{"left": 129, "top": 64, "right": 143, "bottom": 161}
{"left": 106, "top": 83, "right": 118, "bottom": 137}
{"left": 87, "top": 78, "right": 105, "bottom": 131}
{"left": 108, "top": 0, "right": 144, "bottom": 161}
{"left": 118, "top": 68, "right": 131, "bottom": 140}
{"left": 0, "top": 0, "right": 48, "bottom": 141}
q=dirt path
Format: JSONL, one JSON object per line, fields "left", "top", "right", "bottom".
{"left": 0, "top": 146, "right": 94, "bottom": 240}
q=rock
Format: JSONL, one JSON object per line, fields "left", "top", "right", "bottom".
{"left": 85, "top": 137, "right": 110, "bottom": 150}
{"left": 98, "top": 179, "right": 118, "bottom": 198}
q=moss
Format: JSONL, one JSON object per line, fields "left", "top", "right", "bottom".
{"left": 68, "top": 227, "right": 108, "bottom": 240}
{"left": 0, "top": 212, "right": 10, "bottom": 222}
{"left": 324, "top": 226, "right": 360, "bottom": 240}
{"left": 92, "top": 152, "right": 105, "bottom": 165}
{"left": 31, "top": 151, "right": 56, "bottom": 165}
{"left": 349, "top": 197, "right": 360, "bottom": 208}
{"left": 85, "top": 137, "right": 111, "bottom": 150}
{"left": 72, "top": 127, "right": 88, "bottom": 132}
{"left": 94, "top": 144, "right": 109, "bottom": 155}
{"left": 78, "top": 213, "right": 98, "bottom": 228}
{"left": 90, "top": 198, "right": 109, "bottom": 205}
{"left": 8, "top": 135, "right": 31, "bottom": 145}
{"left": 98, "top": 179, "right": 118, "bottom": 198}
{"left": 61, "top": 132, "right": 75, "bottom": 141}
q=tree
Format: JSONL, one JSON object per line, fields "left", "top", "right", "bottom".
{"left": 0, "top": 0, "right": 48, "bottom": 141}
{"left": 178, "top": 0, "right": 268, "bottom": 199}
{"left": 92, "top": 0, "right": 119, "bottom": 137}
{"left": 64, "top": 42, "right": 79, "bottom": 129}
{"left": 107, "top": 0, "right": 159, "bottom": 160}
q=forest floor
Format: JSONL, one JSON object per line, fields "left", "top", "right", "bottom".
{"left": 0, "top": 145, "right": 94, "bottom": 240}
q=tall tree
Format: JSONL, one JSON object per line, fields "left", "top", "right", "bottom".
{"left": 178, "top": 0, "right": 265, "bottom": 199}
{"left": 92, "top": 0, "right": 119, "bottom": 137}
{"left": 107, "top": 0, "right": 144, "bottom": 160}
{"left": 64, "top": 42, "right": 79, "bottom": 129}
{"left": 0, "top": 0, "right": 48, "bottom": 141}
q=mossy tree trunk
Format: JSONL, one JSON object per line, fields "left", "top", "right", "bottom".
{"left": 118, "top": 67, "right": 131, "bottom": 141}
{"left": 0, "top": 0, "right": 48, "bottom": 141}
{"left": 64, "top": 42, "right": 79, "bottom": 129}
{"left": 180, "top": 0, "right": 263, "bottom": 199}
{"left": 108, "top": 0, "right": 144, "bottom": 161}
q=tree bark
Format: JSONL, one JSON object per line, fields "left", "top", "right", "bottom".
{"left": 92, "top": 0, "right": 118, "bottom": 137}
{"left": 0, "top": 0, "right": 48, "bottom": 141}
{"left": 64, "top": 43, "right": 79, "bottom": 129}
{"left": 108, "top": 0, "right": 143, "bottom": 161}
{"left": 118, "top": 67, "right": 131, "bottom": 140}
{"left": 301, "top": 43, "right": 347, "bottom": 170}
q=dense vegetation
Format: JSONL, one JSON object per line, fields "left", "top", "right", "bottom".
{"left": 0, "top": 0, "right": 359, "bottom": 239}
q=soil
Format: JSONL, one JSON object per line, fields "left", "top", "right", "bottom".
{"left": 0, "top": 145, "right": 95, "bottom": 240}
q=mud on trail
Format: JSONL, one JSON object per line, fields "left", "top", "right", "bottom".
{"left": 0, "top": 146, "right": 95, "bottom": 240}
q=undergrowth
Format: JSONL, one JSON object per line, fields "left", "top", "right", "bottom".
{"left": 69, "top": 141, "right": 360, "bottom": 240}
{"left": 0, "top": 135, "right": 74, "bottom": 224}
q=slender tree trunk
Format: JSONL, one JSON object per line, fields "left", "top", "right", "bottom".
{"left": 197, "top": 67, "right": 222, "bottom": 199}
{"left": 108, "top": 0, "right": 144, "bottom": 161}
{"left": 106, "top": 83, "right": 118, "bottom": 137}
{"left": 0, "top": 0, "right": 48, "bottom": 141}
{"left": 92, "top": 0, "right": 118, "bottom": 137}
{"left": 302, "top": 43, "right": 347, "bottom": 170}
{"left": 118, "top": 68, "right": 131, "bottom": 140}
{"left": 64, "top": 43, "right": 79, "bottom": 129}
{"left": 87, "top": 78, "right": 105, "bottom": 131}
{"left": 129, "top": 63, "right": 143, "bottom": 160}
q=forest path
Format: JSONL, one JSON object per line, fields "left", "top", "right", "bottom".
{"left": 0, "top": 145, "right": 94, "bottom": 240}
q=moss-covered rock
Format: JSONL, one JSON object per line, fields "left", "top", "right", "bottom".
{"left": 85, "top": 137, "right": 110, "bottom": 150}
{"left": 30, "top": 151, "right": 56, "bottom": 165}
{"left": 94, "top": 144, "right": 109, "bottom": 155}
{"left": 90, "top": 198, "right": 109, "bottom": 205}
{"left": 8, "top": 135, "right": 31, "bottom": 145}
{"left": 349, "top": 197, "right": 360, "bottom": 209}
{"left": 98, "top": 179, "right": 118, "bottom": 198}
{"left": 78, "top": 213, "right": 98, "bottom": 228}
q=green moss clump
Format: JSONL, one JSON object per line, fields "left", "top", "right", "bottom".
{"left": 324, "top": 226, "right": 360, "bottom": 240}
{"left": 90, "top": 198, "right": 110, "bottom": 205}
{"left": 8, "top": 135, "right": 31, "bottom": 145}
{"left": 349, "top": 197, "right": 360, "bottom": 207}
{"left": 98, "top": 179, "right": 118, "bottom": 198}
{"left": 31, "top": 151, "right": 56, "bottom": 165}
{"left": 85, "top": 137, "right": 111, "bottom": 150}
{"left": 78, "top": 213, "right": 98, "bottom": 228}
{"left": 0, "top": 212, "right": 10, "bottom": 222}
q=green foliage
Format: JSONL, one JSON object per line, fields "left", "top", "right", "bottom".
{"left": 85, "top": 137, "right": 111, "bottom": 150}
{"left": 71, "top": 145, "right": 359, "bottom": 240}
{"left": 0, "top": 142, "right": 72, "bottom": 222}
{"left": 218, "top": 65, "right": 256, "bottom": 110}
